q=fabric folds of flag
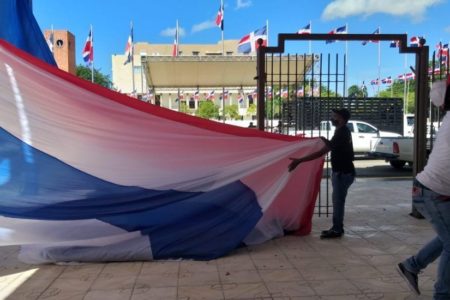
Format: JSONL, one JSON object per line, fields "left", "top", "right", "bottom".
{"left": 297, "top": 23, "right": 311, "bottom": 35}
{"left": 215, "top": 3, "right": 224, "bottom": 30}
{"left": 325, "top": 25, "right": 347, "bottom": 44}
{"left": 124, "top": 24, "right": 134, "bottom": 65}
{"left": 237, "top": 26, "right": 267, "bottom": 54}
{"left": 82, "top": 28, "right": 93, "bottom": 66}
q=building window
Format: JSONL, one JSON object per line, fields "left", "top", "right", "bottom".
{"left": 192, "top": 51, "right": 200, "bottom": 56}
{"left": 226, "top": 51, "right": 233, "bottom": 55}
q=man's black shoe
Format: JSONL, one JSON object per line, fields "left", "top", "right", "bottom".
{"left": 397, "top": 262, "right": 420, "bottom": 295}
{"left": 321, "top": 229, "right": 344, "bottom": 235}
{"left": 320, "top": 229, "right": 343, "bottom": 239}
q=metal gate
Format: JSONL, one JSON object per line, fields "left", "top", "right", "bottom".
{"left": 256, "top": 33, "right": 430, "bottom": 216}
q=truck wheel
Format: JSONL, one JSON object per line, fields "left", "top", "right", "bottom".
{"left": 390, "top": 160, "right": 406, "bottom": 169}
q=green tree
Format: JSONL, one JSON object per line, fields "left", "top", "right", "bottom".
{"left": 196, "top": 101, "right": 220, "bottom": 119}
{"left": 247, "top": 103, "right": 257, "bottom": 117}
{"left": 378, "top": 80, "right": 415, "bottom": 113}
{"left": 348, "top": 84, "right": 367, "bottom": 98}
{"left": 179, "top": 102, "right": 188, "bottom": 113}
{"left": 76, "top": 65, "right": 112, "bottom": 88}
{"left": 224, "top": 104, "right": 240, "bottom": 120}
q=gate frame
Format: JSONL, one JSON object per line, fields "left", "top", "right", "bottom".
{"left": 256, "top": 33, "right": 429, "bottom": 177}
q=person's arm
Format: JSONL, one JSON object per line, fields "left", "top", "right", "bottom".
{"left": 288, "top": 137, "right": 330, "bottom": 172}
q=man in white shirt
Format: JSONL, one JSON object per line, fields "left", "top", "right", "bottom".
{"left": 397, "top": 76, "right": 450, "bottom": 299}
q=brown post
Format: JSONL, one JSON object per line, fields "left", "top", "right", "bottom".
{"left": 411, "top": 39, "right": 429, "bottom": 218}
{"left": 256, "top": 39, "right": 266, "bottom": 131}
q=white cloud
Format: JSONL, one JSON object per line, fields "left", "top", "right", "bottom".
{"left": 192, "top": 20, "right": 216, "bottom": 33}
{"left": 322, "top": 0, "right": 442, "bottom": 21}
{"left": 160, "top": 27, "right": 186, "bottom": 38}
{"left": 445, "top": 26, "right": 450, "bottom": 33}
{"left": 236, "top": 0, "right": 252, "bottom": 9}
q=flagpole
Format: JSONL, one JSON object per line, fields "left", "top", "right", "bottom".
{"left": 221, "top": 0, "right": 224, "bottom": 55}
{"left": 266, "top": 19, "right": 269, "bottom": 46}
{"left": 404, "top": 54, "right": 408, "bottom": 113}
{"left": 377, "top": 26, "right": 381, "bottom": 96}
{"left": 130, "top": 21, "right": 135, "bottom": 95}
{"left": 90, "top": 25, "right": 94, "bottom": 83}
{"left": 308, "top": 21, "right": 312, "bottom": 54}
{"left": 344, "top": 23, "right": 348, "bottom": 97}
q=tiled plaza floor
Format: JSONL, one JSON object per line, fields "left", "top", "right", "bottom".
{"left": 0, "top": 178, "right": 437, "bottom": 299}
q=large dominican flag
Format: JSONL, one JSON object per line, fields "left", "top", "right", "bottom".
{"left": 215, "top": 3, "right": 224, "bottom": 30}
{"left": 237, "top": 26, "right": 267, "bottom": 54}
{"left": 0, "top": 39, "right": 325, "bottom": 264}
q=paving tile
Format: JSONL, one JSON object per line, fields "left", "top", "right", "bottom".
{"left": 90, "top": 274, "right": 136, "bottom": 290}
{"left": 265, "top": 281, "right": 316, "bottom": 298}
{"left": 222, "top": 282, "right": 269, "bottom": 299}
{"left": 259, "top": 268, "right": 303, "bottom": 282}
{"left": 84, "top": 288, "right": 132, "bottom": 300}
{"left": 308, "top": 279, "right": 360, "bottom": 296}
{"left": 135, "top": 272, "right": 178, "bottom": 289}
{"left": 178, "top": 284, "right": 224, "bottom": 300}
{"left": 178, "top": 270, "right": 220, "bottom": 286}
{"left": 219, "top": 269, "right": 262, "bottom": 284}
{"left": 131, "top": 287, "right": 177, "bottom": 300}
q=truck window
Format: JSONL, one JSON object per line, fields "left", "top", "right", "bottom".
{"left": 357, "top": 123, "right": 377, "bottom": 133}
{"left": 346, "top": 123, "right": 354, "bottom": 132}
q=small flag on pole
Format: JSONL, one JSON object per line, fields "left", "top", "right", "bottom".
{"left": 124, "top": 24, "right": 134, "bottom": 65}
{"left": 46, "top": 29, "right": 54, "bottom": 53}
{"left": 362, "top": 28, "right": 380, "bottom": 45}
{"left": 325, "top": 25, "right": 347, "bottom": 44}
{"left": 390, "top": 40, "right": 400, "bottom": 48}
{"left": 82, "top": 27, "right": 94, "bottom": 66}
{"left": 297, "top": 23, "right": 311, "bottom": 34}
{"left": 172, "top": 22, "right": 179, "bottom": 57}
{"left": 410, "top": 36, "right": 421, "bottom": 47}
{"left": 215, "top": 3, "right": 224, "bottom": 30}
{"left": 237, "top": 26, "right": 267, "bottom": 54}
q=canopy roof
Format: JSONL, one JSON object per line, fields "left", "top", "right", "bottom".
{"left": 143, "top": 55, "right": 315, "bottom": 88}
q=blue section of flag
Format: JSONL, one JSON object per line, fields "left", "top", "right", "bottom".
{"left": 238, "top": 26, "right": 267, "bottom": 54}
{"left": 0, "top": 128, "right": 262, "bottom": 260}
{"left": 0, "top": 0, "right": 56, "bottom": 66}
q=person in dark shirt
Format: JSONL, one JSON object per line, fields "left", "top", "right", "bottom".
{"left": 288, "top": 108, "right": 355, "bottom": 238}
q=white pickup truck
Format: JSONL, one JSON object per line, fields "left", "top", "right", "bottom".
{"left": 368, "top": 123, "right": 439, "bottom": 168}
{"left": 301, "top": 120, "right": 401, "bottom": 154}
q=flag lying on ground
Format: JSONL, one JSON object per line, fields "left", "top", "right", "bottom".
{"left": 237, "top": 26, "right": 267, "bottom": 54}
{"left": 124, "top": 24, "right": 133, "bottom": 65}
{"left": 0, "top": 40, "right": 326, "bottom": 264}
{"left": 325, "top": 25, "right": 347, "bottom": 44}
{"left": 82, "top": 27, "right": 93, "bottom": 66}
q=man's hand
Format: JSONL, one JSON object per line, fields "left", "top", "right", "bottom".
{"left": 288, "top": 158, "right": 303, "bottom": 172}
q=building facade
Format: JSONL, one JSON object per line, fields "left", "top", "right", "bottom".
{"left": 44, "top": 30, "right": 76, "bottom": 75}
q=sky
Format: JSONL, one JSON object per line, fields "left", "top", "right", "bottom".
{"left": 33, "top": 0, "right": 450, "bottom": 93}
